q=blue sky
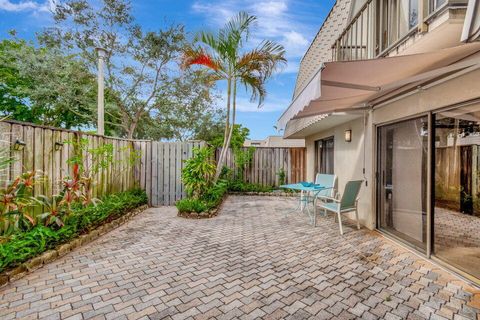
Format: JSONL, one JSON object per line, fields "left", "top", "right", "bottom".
{"left": 0, "top": 0, "right": 335, "bottom": 140}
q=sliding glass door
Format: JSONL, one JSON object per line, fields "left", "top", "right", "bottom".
{"left": 376, "top": 105, "right": 480, "bottom": 282}
{"left": 434, "top": 105, "right": 480, "bottom": 279}
{"left": 377, "top": 117, "right": 428, "bottom": 251}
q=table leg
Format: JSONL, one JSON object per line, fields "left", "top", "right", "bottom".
{"left": 284, "top": 192, "right": 302, "bottom": 217}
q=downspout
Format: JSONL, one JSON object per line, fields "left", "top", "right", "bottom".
{"left": 362, "top": 108, "right": 370, "bottom": 187}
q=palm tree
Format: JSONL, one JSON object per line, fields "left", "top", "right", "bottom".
{"left": 182, "top": 12, "right": 286, "bottom": 180}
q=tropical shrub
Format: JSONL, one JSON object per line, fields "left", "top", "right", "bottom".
{"left": 0, "top": 170, "right": 43, "bottom": 236}
{"left": 0, "top": 188, "right": 147, "bottom": 272}
{"left": 176, "top": 180, "right": 228, "bottom": 214}
{"left": 226, "top": 180, "right": 274, "bottom": 193}
{"left": 181, "top": 147, "right": 216, "bottom": 199}
{"left": 277, "top": 168, "right": 286, "bottom": 186}
{"left": 176, "top": 198, "right": 208, "bottom": 214}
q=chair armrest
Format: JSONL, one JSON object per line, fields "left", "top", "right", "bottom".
{"left": 318, "top": 196, "right": 340, "bottom": 202}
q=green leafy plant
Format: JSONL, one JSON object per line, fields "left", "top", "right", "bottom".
{"left": 176, "top": 198, "right": 208, "bottom": 214}
{"left": 182, "top": 147, "right": 216, "bottom": 199}
{"left": 176, "top": 180, "right": 228, "bottom": 214}
{"left": 0, "top": 170, "right": 43, "bottom": 236}
{"left": 277, "top": 168, "right": 286, "bottom": 186}
{"left": 0, "top": 188, "right": 147, "bottom": 272}
{"left": 34, "top": 195, "right": 66, "bottom": 228}
{"left": 233, "top": 147, "right": 254, "bottom": 178}
{"left": 227, "top": 180, "right": 274, "bottom": 193}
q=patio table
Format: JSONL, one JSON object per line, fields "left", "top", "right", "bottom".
{"left": 280, "top": 183, "right": 332, "bottom": 225}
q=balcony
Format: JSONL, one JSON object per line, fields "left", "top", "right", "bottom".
{"left": 333, "top": 0, "right": 421, "bottom": 61}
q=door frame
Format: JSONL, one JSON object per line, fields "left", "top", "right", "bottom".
{"left": 373, "top": 102, "right": 480, "bottom": 286}
{"left": 374, "top": 113, "right": 431, "bottom": 254}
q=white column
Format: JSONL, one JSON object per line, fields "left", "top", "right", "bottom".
{"left": 96, "top": 47, "right": 106, "bottom": 136}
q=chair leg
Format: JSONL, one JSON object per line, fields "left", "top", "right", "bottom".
{"left": 355, "top": 208, "right": 360, "bottom": 230}
{"left": 337, "top": 211, "right": 344, "bottom": 235}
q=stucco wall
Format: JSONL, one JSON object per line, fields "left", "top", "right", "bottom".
{"left": 373, "top": 67, "right": 480, "bottom": 124}
{"left": 304, "top": 114, "right": 375, "bottom": 229}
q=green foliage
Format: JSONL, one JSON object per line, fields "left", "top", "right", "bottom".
{"left": 175, "top": 198, "right": 207, "bottom": 214}
{"left": 181, "top": 147, "right": 216, "bottom": 199}
{"left": 0, "top": 189, "right": 147, "bottom": 272}
{"left": 277, "top": 168, "right": 286, "bottom": 186}
{"left": 175, "top": 180, "right": 228, "bottom": 214}
{"left": 0, "top": 38, "right": 100, "bottom": 130}
{"left": 0, "top": 171, "right": 43, "bottom": 236}
{"left": 139, "top": 70, "right": 225, "bottom": 141}
{"left": 183, "top": 12, "right": 286, "bottom": 180}
{"left": 41, "top": 0, "right": 215, "bottom": 139}
{"left": 210, "top": 124, "right": 249, "bottom": 149}
{"left": 66, "top": 137, "right": 115, "bottom": 176}
{"left": 202, "top": 180, "right": 228, "bottom": 208}
{"left": 233, "top": 147, "right": 255, "bottom": 177}
{"left": 226, "top": 180, "right": 274, "bottom": 193}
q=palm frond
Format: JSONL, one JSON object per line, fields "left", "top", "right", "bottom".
{"left": 239, "top": 73, "right": 267, "bottom": 107}
{"left": 181, "top": 46, "right": 221, "bottom": 72}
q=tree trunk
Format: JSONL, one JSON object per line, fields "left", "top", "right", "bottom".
{"left": 214, "top": 77, "right": 236, "bottom": 181}
{"left": 126, "top": 121, "right": 137, "bottom": 139}
{"left": 214, "top": 75, "right": 233, "bottom": 181}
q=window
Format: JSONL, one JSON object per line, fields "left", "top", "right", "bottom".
{"left": 377, "top": 0, "right": 419, "bottom": 52}
{"left": 429, "top": 0, "right": 446, "bottom": 13}
{"left": 315, "top": 137, "right": 334, "bottom": 175}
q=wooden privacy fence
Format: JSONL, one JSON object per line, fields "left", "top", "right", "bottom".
{"left": 216, "top": 147, "right": 306, "bottom": 186}
{"left": 0, "top": 120, "right": 142, "bottom": 200}
{"left": 0, "top": 120, "right": 306, "bottom": 207}
{"left": 136, "top": 141, "right": 205, "bottom": 206}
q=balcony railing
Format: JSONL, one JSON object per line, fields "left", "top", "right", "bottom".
{"left": 333, "top": 0, "right": 376, "bottom": 61}
{"left": 333, "top": 0, "right": 420, "bottom": 61}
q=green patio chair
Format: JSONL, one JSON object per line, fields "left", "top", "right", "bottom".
{"left": 313, "top": 173, "right": 337, "bottom": 202}
{"left": 316, "top": 180, "right": 363, "bottom": 235}
{"left": 308, "top": 174, "right": 337, "bottom": 221}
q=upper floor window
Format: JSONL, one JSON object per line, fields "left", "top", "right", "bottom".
{"left": 333, "top": 0, "right": 420, "bottom": 61}
{"left": 377, "top": 0, "right": 419, "bottom": 52}
{"left": 429, "top": 0, "right": 447, "bottom": 13}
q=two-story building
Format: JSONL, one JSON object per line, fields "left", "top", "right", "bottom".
{"left": 278, "top": 0, "right": 480, "bottom": 284}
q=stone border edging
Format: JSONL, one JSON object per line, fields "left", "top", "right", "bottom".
{"left": 0, "top": 204, "right": 149, "bottom": 288}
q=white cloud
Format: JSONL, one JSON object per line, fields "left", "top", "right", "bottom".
{"left": 0, "top": 0, "right": 54, "bottom": 13}
{"left": 191, "top": 0, "right": 316, "bottom": 61}
{"left": 252, "top": 1, "right": 287, "bottom": 16}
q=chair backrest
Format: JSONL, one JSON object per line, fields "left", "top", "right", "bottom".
{"left": 340, "top": 180, "right": 363, "bottom": 210}
{"left": 315, "top": 173, "right": 337, "bottom": 197}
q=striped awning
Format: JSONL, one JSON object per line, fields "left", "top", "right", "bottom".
{"left": 277, "top": 43, "right": 480, "bottom": 132}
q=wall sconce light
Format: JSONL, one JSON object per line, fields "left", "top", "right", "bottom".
{"left": 345, "top": 130, "right": 352, "bottom": 143}
{"left": 54, "top": 142, "right": 64, "bottom": 151}
{"left": 13, "top": 139, "right": 26, "bottom": 151}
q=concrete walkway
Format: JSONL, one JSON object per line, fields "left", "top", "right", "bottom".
{"left": 1, "top": 196, "right": 479, "bottom": 319}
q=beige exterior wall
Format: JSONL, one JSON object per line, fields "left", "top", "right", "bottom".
{"left": 304, "top": 114, "right": 375, "bottom": 229}
{"left": 372, "top": 67, "right": 480, "bottom": 125}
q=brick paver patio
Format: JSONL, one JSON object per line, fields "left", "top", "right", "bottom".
{"left": 1, "top": 196, "right": 479, "bottom": 320}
